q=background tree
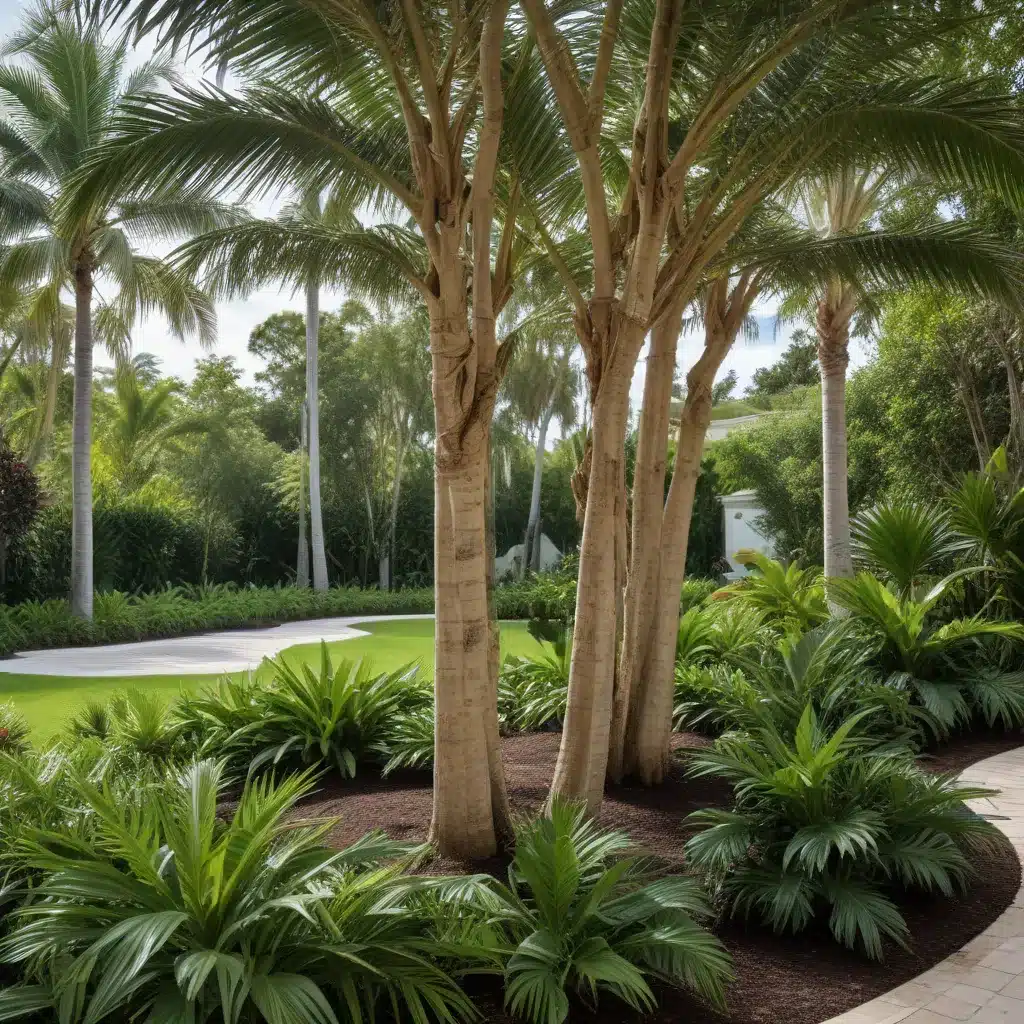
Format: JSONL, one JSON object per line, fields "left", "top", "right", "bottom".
{"left": 746, "top": 329, "right": 819, "bottom": 399}
{"left": 0, "top": 5, "right": 230, "bottom": 618}
{"left": 500, "top": 332, "right": 579, "bottom": 576}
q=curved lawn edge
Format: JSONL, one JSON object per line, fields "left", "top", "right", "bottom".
{"left": 820, "top": 744, "right": 1024, "bottom": 1024}
{"left": 0, "top": 613, "right": 435, "bottom": 678}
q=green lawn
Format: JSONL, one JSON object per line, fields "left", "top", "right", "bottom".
{"left": 0, "top": 619, "right": 544, "bottom": 739}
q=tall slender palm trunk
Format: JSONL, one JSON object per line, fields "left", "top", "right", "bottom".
{"left": 547, "top": 370, "right": 631, "bottom": 812}
{"left": 609, "top": 312, "right": 679, "bottom": 781}
{"left": 428, "top": 281, "right": 511, "bottom": 859}
{"left": 70, "top": 263, "right": 94, "bottom": 619}
{"left": 297, "top": 402, "right": 310, "bottom": 587}
{"left": 817, "top": 297, "right": 854, "bottom": 582}
{"left": 306, "top": 281, "right": 328, "bottom": 591}
{"left": 521, "top": 407, "right": 552, "bottom": 578}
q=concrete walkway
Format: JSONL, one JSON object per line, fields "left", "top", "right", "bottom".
{"left": 0, "top": 614, "right": 434, "bottom": 677}
{"left": 821, "top": 744, "right": 1024, "bottom": 1024}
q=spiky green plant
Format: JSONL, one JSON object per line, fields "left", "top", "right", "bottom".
{"left": 0, "top": 760, "right": 474, "bottom": 1024}
{"left": 499, "top": 633, "right": 571, "bottom": 733}
{"left": 852, "top": 499, "right": 972, "bottom": 597}
{"left": 714, "top": 552, "right": 828, "bottom": 632}
{"left": 686, "top": 706, "right": 999, "bottom": 959}
{"left": 484, "top": 800, "right": 732, "bottom": 1024}
{"left": 831, "top": 571, "right": 1024, "bottom": 733}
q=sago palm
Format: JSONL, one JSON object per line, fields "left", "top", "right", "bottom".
{"left": 0, "top": 4, "right": 235, "bottom": 618}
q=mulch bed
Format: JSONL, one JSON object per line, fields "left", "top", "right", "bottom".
{"left": 300, "top": 729, "right": 1023, "bottom": 1024}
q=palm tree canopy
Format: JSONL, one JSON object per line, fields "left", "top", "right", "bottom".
{"left": 0, "top": 3, "right": 240, "bottom": 356}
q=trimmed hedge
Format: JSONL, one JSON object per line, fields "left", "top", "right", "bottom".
{"left": 0, "top": 575, "right": 720, "bottom": 658}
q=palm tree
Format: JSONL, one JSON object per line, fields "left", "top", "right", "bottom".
{"left": 0, "top": 4, "right": 232, "bottom": 618}
{"left": 95, "top": 358, "right": 213, "bottom": 493}
{"left": 500, "top": 334, "right": 579, "bottom": 576}
{"left": 79, "top": 0, "right": 530, "bottom": 857}
{"left": 802, "top": 170, "right": 888, "bottom": 583}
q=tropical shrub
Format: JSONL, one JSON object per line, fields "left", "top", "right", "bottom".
{"left": 376, "top": 707, "right": 435, "bottom": 774}
{"left": 714, "top": 552, "right": 828, "bottom": 631}
{"left": 831, "top": 571, "right": 1024, "bottom": 734}
{"left": 0, "top": 760, "right": 474, "bottom": 1023}
{"left": 851, "top": 499, "right": 971, "bottom": 597}
{"left": 0, "top": 703, "right": 30, "bottom": 755}
{"left": 181, "top": 648, "right": 431, "bottom": 778}
{"left": 946, "top": 446, "right": 1024, "bottom": 615}
{"left": 486, "top": 800, "right": 732, "bottom": 1023}
{"left": 686, "top": 706, "right": 1000, "bottom": 959}
{"left": 500, "top": 629, "right": 571, "bottom": 733}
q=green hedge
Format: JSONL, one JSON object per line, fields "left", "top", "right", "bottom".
{"left": 0, "top": 575, "right": 720, "bottom": 657}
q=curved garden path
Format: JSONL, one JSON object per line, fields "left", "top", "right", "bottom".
{"left": 0, "top": 614, "right": 434, "bottom": 677}
{"left": 822, "top": 744, "right": 1024, "bottom": 1024}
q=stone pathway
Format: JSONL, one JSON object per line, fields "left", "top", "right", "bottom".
{"left": 0, "top": 614, "right": 434, "bottom": 677}
{"left": 821, "top": 744, "right": 1024, "bottom": 1024}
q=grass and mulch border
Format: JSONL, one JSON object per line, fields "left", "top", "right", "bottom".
{"left": 297, "top": 728, "right": 1024, "bottom": 1024}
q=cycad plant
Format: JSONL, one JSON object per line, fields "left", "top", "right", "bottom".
{"left": 0, "top": 5, "right": 234, "bottom": 617}
{"left": 487, "top": 800, "right": 732, "bottom": 1024}
{"left": 194, "top": 647, "right": 431, "bottom": 778}
{"left": 686, "top": 705, "right": 999, "bottom": 959}
{"left": 831, "top": 571, "right": 1024, "bottom": 733}
{"left": 714, "top": 552, "right": 829, "bottom": 633}
{"left": 0, "top": 760, "right": 474, "bottom": 1023}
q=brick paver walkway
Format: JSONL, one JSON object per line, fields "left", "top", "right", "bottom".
{"left": 821, "top": 744, "right": 1024, "bottom": 1024}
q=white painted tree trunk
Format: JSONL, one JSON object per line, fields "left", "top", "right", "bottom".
{"left": 71, "top": 264, "right": 94, "bottom": 620}
{"left": 521, "top": 408, "right": 551, "bottom": 579}
{"left": 817, "top": 298, "right": 854, "bottom": 583}
{"left": 306, "top": 281, "right": 328, "bottom": 591}
{"left": 297, "top": 403, "right": 310, "bottom": 588}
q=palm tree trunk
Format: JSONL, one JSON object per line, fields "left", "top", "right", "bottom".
{"left": 521, "top": 408, "right": 552, "bottom": 579}
{"left": 382, "top": 436, "right": 407, "bottom": 591}
{"left": 609, "top": 312, "right": 679, "bottom": 781}
{"left": 817, "top": 297, "right": 854, "bottom": 582}
{"left": 297, "top": 403, "right": 310, "bottom": 588}
{"left": 548, "top": 369, "right": 631, "bottom": 812}
{"left": 625, "top": 361, "right": 716, "bottom": 782}
{"left": 428, "top": 302, "right": 510, "bottom": 859}
{"left": 306, "top": 281, "right": 328, "bottom": 591}
{"left": 70, "top": 263, "right": 94, "bottom": 620}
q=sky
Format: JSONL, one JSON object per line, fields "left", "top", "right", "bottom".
{"left": 0, "top": 0, "right": 874, "bottom": 402}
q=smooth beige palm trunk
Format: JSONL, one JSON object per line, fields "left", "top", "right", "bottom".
{"left": 297, "top": 402, "right": 310, "bottom": 587}
{"left": 522, "top": 408, "right": 552, "bottom": 578}
{"left": 306, "top": 282, "right": 328, "bottom": 591}
{"left": 608, "top": 312, "right": 680, "bottom": 781}
{"left": 70, "top": 264, "right": 94, "bottom": 620}
{"left": 817, "top": 296, "right": 855, "bottom": 582}
{"left": 548, "top": 370, "right": 632, "bottom": 813}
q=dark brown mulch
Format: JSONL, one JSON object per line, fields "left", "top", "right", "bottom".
{"left": 300, "top": 729, "right": 1022, "bottom": 1024}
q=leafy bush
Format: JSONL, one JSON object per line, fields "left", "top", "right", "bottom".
{"left": 485, "top": 800, "right": 732, "bottom": 1023}
{"left": 686, "top": 706, "right": 999, "bottom": 959}
{"left": 500, "top": 629, "right": 571, "bottom": 733}
{"left": 0, "top": 702, "right": 30, "bottom": 755}
{"left": 851, "top": 499, "right": 970, "bottom": 597}
{"left": 180, "top": 647, "right": 431, "bottom": 778}
{"left": 376, "top": 707, "right": 435, "bottom": 775}
{"left": 831, "top": 571, "right": 1024, "bottom": 734}
{"left": 714, "top": 552, "right": 828, "bottom": 631}
{"left": 0, "top": 760, "right": 473, "bottom": 1024}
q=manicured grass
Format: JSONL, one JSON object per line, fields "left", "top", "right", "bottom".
{"left": 0, "top": 619, "right": 543, "bottom": 739}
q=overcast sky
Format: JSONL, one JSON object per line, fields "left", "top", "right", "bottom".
{"left": 1, "top": 0, "right": 873, "bottom": 402}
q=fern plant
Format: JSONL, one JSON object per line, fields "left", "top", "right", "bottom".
{"left": 485, "top": 800, "right": 732, "bottom": 1024}
{"left": 0, "top": 760, "right": 473, "bottom": 1024}
{"left": 686, "top": 705, "right": 999, "bottom": 959}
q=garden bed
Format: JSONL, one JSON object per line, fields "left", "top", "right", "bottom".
{"left": 300, "top": 730, "right": 1023, "bottom": 1024}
